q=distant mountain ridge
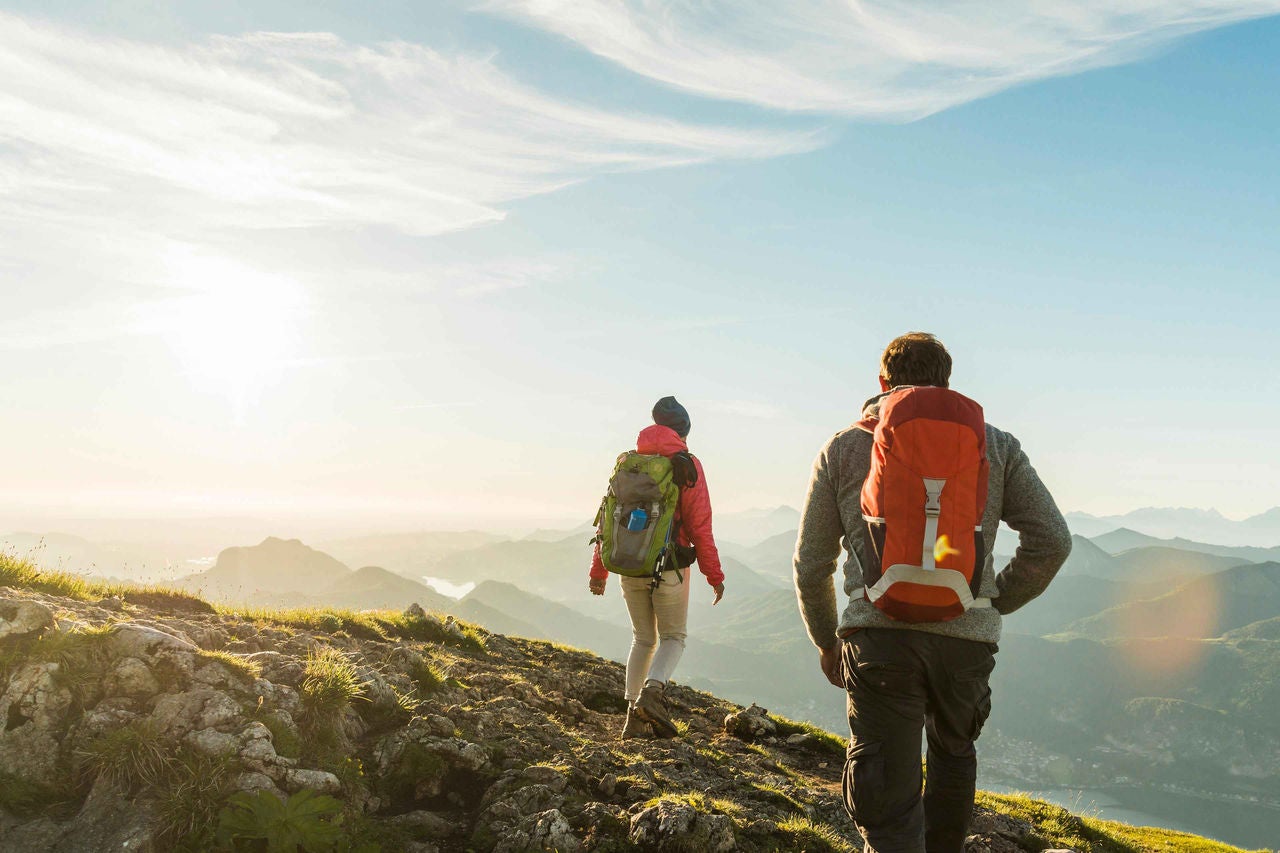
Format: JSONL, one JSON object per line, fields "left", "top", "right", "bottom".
{"left": 1068, "top": 505, "right": 1280, "bottom": 547}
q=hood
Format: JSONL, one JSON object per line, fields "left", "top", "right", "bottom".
{"left": 858, "top": 385, "right": 924, "bottom": 423}
{"left": 859, "top": 388, "right": 896, "bottom": 421}
{"left": 636, "top": 424, "right": 688, "bottom": 457}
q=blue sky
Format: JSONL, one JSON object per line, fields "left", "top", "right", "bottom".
{"left": 1, "top": 1, "right": 1278, "bottom": 529}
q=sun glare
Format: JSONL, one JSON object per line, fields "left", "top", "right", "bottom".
{"left": 143, "top": 248, "right": 306, "bottom": 418}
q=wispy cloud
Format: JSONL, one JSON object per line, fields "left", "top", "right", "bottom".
{"left": 485, "top": 1, "right": 1280, "bottom": 119}
{"left": 0, "top": 13, "right": 822, "bottom": 240}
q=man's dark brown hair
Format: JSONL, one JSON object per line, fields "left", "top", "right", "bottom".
{"left": 880, "top": 332, "right": 952, "bottom": 388}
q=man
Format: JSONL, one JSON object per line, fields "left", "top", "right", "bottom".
{"left": 794, "top": 333, "right": 1071, "bottom": 853}
{"left": 590, "top": 396, "right": 725, "bottom": 739}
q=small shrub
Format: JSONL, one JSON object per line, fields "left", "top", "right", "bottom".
{"left": 216, "top": 788, "right": 345, "bottom": 852}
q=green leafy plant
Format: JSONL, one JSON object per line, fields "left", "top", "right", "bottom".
{"left": 216, "top": 789, "right": 345, "bottom": 852}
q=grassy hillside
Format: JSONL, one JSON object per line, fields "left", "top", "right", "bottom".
{"left": 1065, "top": 561, "right": 1280, "bottom": 640}
{"left": 1, "top": 552, "right": 1269, "bottom": 853}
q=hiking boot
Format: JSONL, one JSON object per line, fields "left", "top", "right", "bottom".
{"left": 634, "top": 684, "right": 678, "bottom": 738}
{"left": 621, "top": 705, "right": 651, "bottom": 740}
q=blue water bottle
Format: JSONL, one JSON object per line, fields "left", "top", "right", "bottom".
{"left": 627, "top": 508, "right": 648, "bottom": 531}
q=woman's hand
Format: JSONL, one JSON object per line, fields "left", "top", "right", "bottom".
{"left": 712, "top": 582, "right": 725, "bottom": 605}
{"left": 589, "top": 577, "right": 607, "bottom": 596}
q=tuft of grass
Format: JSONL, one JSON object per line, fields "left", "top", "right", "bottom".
{"left": 768, "top": 713, "right": 847, "bottom": 757}
{"left": 77, "top": 720, "right": 170, "bottom": 793}
{"left": 154, "top": 748, "right": 236, "bottom": 853}
{"left": 297, "top": 646, "right": 365, "bottom": 755}
{"left": 407, "top": 656, "right": 445, "bottom": 698}
{"left": 197, "top": 649, "right": 262, "bottom": 682}
{"left": 750, "top": 782, "right": 805, "bottom": 812}
{"left": 774, "top": 815, "right": 858, "bottom": 853}
{"left": 300, "top": 647, "right": 365, "bottom": 717}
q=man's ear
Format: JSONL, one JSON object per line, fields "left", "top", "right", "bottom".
{"left": 878, "top": 376, "right": 890, "bottom": 392}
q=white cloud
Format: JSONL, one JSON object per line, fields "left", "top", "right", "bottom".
{"left": 0, "top": 13, "right": 821, "bottom": 240}
{"left": 485, "top": 1, "right": 1280, "bottom": 118}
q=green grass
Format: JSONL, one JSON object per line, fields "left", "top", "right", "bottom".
{"left": 774, "top": 815, "right": 858, "bottom": 853}
{"left": 216, "top": 604, "right": 486, "bottom": 653}
{"left": 77, "top": 720, "right": 171, "bottom": 792}
{"left": 407, "top": 656, "right": 445, "bottom": 698}
{"left": 750, "top": 782, "right": 805, "bottom": 812}
{"left": 154, "top": 749, "right": 236, "bottom": 853}
{"left": 0, "top": 552, "right": 211, "bottom": 613}
{"left": 768, "top": 713, "right": 847, "bottom": 757}
{"left": 299, "top": 647, "right": 365, "bottom": 723}
{"left": 643, "top": 791, "right": 746, "bottom": 819}
{"left": 976, "top": 791, "right": 1273, "bottom": 853}
{"left": 197, "top": 649, "right": 262, "bottom": 682}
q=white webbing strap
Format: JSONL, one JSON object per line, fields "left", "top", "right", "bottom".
{"left": 920, "top": 478, "right": 946, "bottom": 570}
{"left": 865, "top": 564, "right": 992, "bottom": 610}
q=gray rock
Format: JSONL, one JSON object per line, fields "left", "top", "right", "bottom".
{"left": 404, "top": 602, "right": 427, "bottom": 619}
{"left": 723, "top": 703, "right": 777, "bottom": 741}
{"left": 597, "top": 773, "right": 617, "bottom": 797}
{"left": 387, "top": 810, "right": 459, "bottom": 839}
{"left": 186, "top": 727, "right": 238, "bottom": 756}
{"left": 150, "top": 689, "right": 242, "bottom": 740}
{"left": 95, "top": 596, "right": 124, "bottom": 612}
{"left": 629, "top": 800, "right": 736, "bottom": 852}
{"left": 0, "top": 598, "right": 54, "bottom": 640}
{"left": 0, "top": 663, "right": 73, "bottom": 787}
{"left": 282, "top": 768, "right": 342, "bottom": 795}
{"left": 106, "top": 657, "right": 161, "bottom": 699}
{"left": 107, "top": 623, "right": 199, "bottom": 659}
{"left": 233, "top": 771, "right": 285, "bottom": 798}
{"left": 493, "top": 808, "right": 581, "bottom": 853}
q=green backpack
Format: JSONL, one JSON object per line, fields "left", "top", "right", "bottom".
{"left": 593, "top": 451, "right": 681, "bottom": 578}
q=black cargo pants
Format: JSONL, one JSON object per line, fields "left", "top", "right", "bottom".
{"left": 841, "top": 628, "right": 996, "bottom": 853}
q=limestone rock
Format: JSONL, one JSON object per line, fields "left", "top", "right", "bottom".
{"left": 150, "top": 688, "right": 241, "bottom": 740}
{"left": 629, "top": 800, "right": 736, "bottom": 852}
{"left": 724, "top": 703, "right": 776, "bottom": 741}
{"left": 106, "top": 623, "right": 199, "bottom": 659}
{"left": 0, "top": 662, "right": 73, "bottom": 786}
{"left": 492, "top": 808, "right": 581, "bottom": 853}
{"left": 105, "top": 657, "right": 161, "bottom": 699}
{"left": 0, "top": 599, "right": 55, "bottom": 640}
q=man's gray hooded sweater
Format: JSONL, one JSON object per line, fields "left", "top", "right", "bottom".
{"left": 794, "top": 389, "right": 1073, "bottom": 648}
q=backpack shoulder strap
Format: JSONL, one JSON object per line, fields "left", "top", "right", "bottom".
{"left": 670, "top": 451, "right": 699, "bottom": 489}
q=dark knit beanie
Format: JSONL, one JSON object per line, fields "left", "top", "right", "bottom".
{"left": 652, "top": 396, "right": 691, "bottom": 438}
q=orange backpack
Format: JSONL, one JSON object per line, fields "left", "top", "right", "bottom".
{"left": 857, "top": 386, "right": 990, "bottom": 622}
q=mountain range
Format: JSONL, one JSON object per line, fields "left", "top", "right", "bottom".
{"left": 1067, "top": 506, "right": 1280, "bottom": 547}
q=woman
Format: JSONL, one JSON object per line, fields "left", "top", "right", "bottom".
{"left": 589, "top": 396, "right": 725, "bottom": 738}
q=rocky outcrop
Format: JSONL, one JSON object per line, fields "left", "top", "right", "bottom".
{"left": 0, "top": 585, "right": 1100, "bottom": 852}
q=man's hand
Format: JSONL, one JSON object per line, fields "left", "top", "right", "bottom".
{"left": 589, "top": 577, "right": 606, "bottom": 596}
{"left": 820, "top": 644, "right": 843, "bottom": 688}
{"left": 712, "top": 582, "right": 725, "bottom": 605}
